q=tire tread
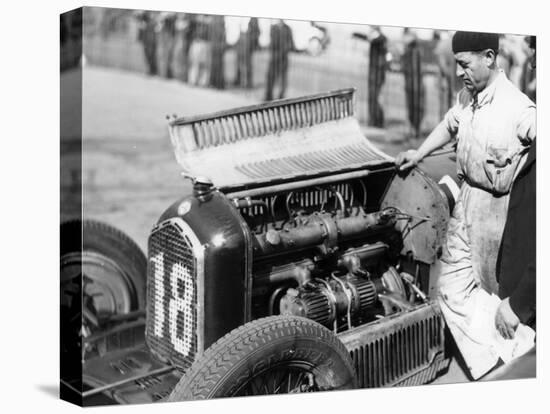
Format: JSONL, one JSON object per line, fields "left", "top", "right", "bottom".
{"left": 168, "top": 315, "right": 354, "bottom": 401}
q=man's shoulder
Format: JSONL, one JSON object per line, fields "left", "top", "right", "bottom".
{"left": 497, "top": 75, "right": 535, "bottom": 108}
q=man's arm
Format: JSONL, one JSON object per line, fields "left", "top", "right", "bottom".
{"left": 517, "top": 105, "right": 536, "bottom": 144}
{"left": 352, "top": 32, "right": 369, "bottom": 42}
{"left": 495, "top": 261, "right": 535, "bottom": 339}
{"left": 395, "top": 120, "right": 454, "bottom": 170}
{"left": 509, "top": 260, "right": 536, "bottom": 325}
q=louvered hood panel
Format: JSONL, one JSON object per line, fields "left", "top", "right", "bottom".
{"left": 168, "top": 88, "right": 392, "bottom": 191}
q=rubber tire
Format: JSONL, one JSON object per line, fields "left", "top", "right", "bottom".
{"left": 60, "top": 219, "right": 147, "bottom": 310}
{"left": 167, "top": 315, "right": 357, "bottom": 401}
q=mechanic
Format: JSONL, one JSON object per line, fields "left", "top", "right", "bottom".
{"left": 395, "top": 31, "right": 536, "bottom": 379}
{"left": 494, "top": 35, "right": 536, "bottom": 340}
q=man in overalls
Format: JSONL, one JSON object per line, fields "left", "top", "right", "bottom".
{"left": 395, "top": 31, "right": 536, "bottom": 379}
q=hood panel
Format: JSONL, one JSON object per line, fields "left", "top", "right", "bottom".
{"left": 168, "top": 89, "right": 392, "bottom": 191}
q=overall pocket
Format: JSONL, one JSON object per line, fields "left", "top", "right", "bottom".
{"left": 483, "top": 145, "right": 525, "bottom": 195}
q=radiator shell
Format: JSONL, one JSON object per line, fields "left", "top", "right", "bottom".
{"left": 145, "top": 190, "right": 251, "bottom": 369}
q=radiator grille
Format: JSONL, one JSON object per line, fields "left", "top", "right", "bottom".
{"left": 146, "top": 221, "right": 199, "bottom": 370}
{"left": 343, "top": 306, "right": 447, "bottom": 388}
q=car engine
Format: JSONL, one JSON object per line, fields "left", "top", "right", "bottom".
{"left": 145, "top": 88, "right": 452, "bottom": 389}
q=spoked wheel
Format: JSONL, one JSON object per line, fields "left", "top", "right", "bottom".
{"left": 234, "top": 362, "right": 319, "bottom": 396}
{"left": 60, "top": 219, "right": 146, "bottom": 361}
{"left": 61, "top": 251, "right": 136, "bottom": 335}
{"left": 168, "top": 315, "right": 356, "bottom": 401}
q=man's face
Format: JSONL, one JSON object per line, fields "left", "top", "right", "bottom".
{"left": 454, "top": 51, "right": 493, "bottom": 93}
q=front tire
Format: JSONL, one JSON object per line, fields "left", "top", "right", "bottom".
{"left": 168, "top": 315, "right": 356, "bottom": 401}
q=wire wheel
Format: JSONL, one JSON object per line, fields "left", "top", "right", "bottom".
{"left": 61, "top": 250, "right": 136, "bottom": 334}
{"left": 233, "top": 362, "right": 318, "bottom": 396}
{"left": 168, "top": 315, "right": 356, "bottom": 401}
{"left": 60, "top": 219, "right": 146, "bottom": 362}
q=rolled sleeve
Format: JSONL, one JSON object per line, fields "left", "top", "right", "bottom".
{"left": 517, "top": 105, "right": 536, "bottom": 144}
{"left": 444, "top": 89, "right": 470, "bottom": 137}
{"left": 443, "top": 102, "right": 460, "bottom": 136}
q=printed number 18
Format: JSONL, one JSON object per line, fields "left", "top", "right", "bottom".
{"left": 151, "top": 253, "right": 194, "bottom": 356}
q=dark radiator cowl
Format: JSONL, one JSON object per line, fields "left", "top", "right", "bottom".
{"left": 146, "top": 190, "right": 251, "bottom": 369}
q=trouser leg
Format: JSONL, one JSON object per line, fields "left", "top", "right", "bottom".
{"left": 245, "top": 48, "right": 253, "bottom": 88}
{"left": 279, "top": 59, "right": 288, "bottom": 99}
{"left": 436, "top": 185, "right": 500, "bottom": 379}
{"left": 265, "top": 59, "right": 276, "bottom": 101}
{"left": 165, "top": 36, "right": 175, "bottom": 79}
{"left": 367, "top": 77, "right": 375, "bottom": 126}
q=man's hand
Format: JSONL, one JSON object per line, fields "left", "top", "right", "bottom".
{"left": 394, "top": 149, "right": 422, "bottom": 171}
{"left": 495, "top": 297, "right": 520, "bottom": 339}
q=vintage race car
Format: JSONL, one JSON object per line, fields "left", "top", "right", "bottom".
{"left": 60, "top": 88, "right": 458, "bottom": 405}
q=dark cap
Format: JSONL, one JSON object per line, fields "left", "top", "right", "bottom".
{"left": 452, "top": 31, "right": 499, "bottom": 53}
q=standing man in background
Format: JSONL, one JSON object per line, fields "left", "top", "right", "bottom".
{"left": 435, "top": 31, "right": 462, "bottom": 118}
{"left": 402, "top": 29, "right": 425, "bottom": 138}
{"left": 264, "top": 20, "right": 295, "bottom": 101}
{"left": 209, "top": 15, "right": 227, "bottom": 90}
{"left": 159, "top": 12, "right": 177, "bottom": 79}
{"left": 367, "top": 26, "right": 388, "bottom": 128}
{"left": 137, "top": 11, "right": 159, "bottom": 76}
{"left": 179, "top": 13, "right": 197, "bottom": 82}
{"left": 234, "top": 17, "right": 260, "bottom": 88}
{"left": 352, "top": 26, "right": 388, "bottom": 127}
{"left": 188, "top": 14, "right": 212, "bottom": 86}
{"left": 395, "top": 31, "right": 535, "bottom": 379}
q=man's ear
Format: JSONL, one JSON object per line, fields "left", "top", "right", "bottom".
{"left": 484, "top": 49, "right": 497, "bottom": 67}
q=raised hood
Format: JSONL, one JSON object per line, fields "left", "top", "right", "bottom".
{"left": 168, "top": 88, "right": 393, "bottom": 192}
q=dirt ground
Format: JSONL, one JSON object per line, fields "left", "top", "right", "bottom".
{"left": 61, "top": 65, "right": 468, "bottom": 385}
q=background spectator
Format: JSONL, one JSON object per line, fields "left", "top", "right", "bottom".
{"left": 265, "top": 19, "right": 295, "bottom": 101}
{"left": 435, "top": 31, "right": 461, "bottom": 117}
{"left": 402, "top": 29, "right": 425, "bottom": 138}
{"left": 234, "top": 17, "right": 260, "bottom": 88}
{"left": 136, "top": 11, "right": 159, "bottom": 76}
{"left": 178, "top": 13, "right": 197, "bottom": 82}
{"left": 367, "top": 26, "right": 388, "bottom": 128}
{"left": 209, "top": 15, "right": 227, "bottom": 89}
{"left": 159, "top": 12, "right": 177, "bottom": 79}
{"left": 188, "top": 14, "right": 212, "bottom": 86}
{"left": 498, "top": 34, "right": 525, "bottom": 87}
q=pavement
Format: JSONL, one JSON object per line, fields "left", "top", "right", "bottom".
{"left": 61, "top": 64, "right": 469, "bottom": 385}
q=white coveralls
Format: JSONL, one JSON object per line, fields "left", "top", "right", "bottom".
{"left": 436, "top": 70, "right": 536, "bottom": 379}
